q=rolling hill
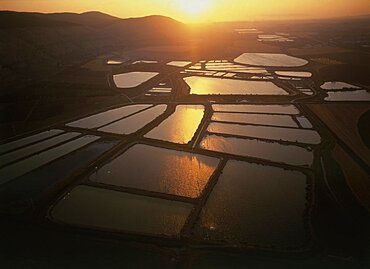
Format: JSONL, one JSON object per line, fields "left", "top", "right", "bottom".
{"left": 0, "top": 11, "right": 187, "bottom": 85}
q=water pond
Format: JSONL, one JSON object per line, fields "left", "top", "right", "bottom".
{"left": 234, "top": 53, "right": 308, "bottom": 67}
{"left": 145, "top": 105, "right": 204, "bottom": 144}
{"left": 90, "top": 144, "right": 219, "bottom": 198}
{"left": 211, "top": 113, "right": 298, "bottom": 128}
{"left": 0, "top": 129, "right": 64, "bottom": 155}
{"left": 0, "top": 132, "right": 81, "bottom": 167}
{"left": 185, "top": 76, "right": 288, "bottom": 95}
{"left": 275, "top": 71, "right": 312, "bottom": 78}
{"left": 321, "top": 82, "right": 360, "bottom": 91}
{"left": 200, "top": 134, "right": 313, "bottom": 166}
{"left": 325, "top": 90, "right": 370, "bottom": 101}
{"left": 167, "top": 61, "right": 192, "bottom": 67}
{"left": 51, "top": 185, "right": 192, "bottom": 236}
{"left": 99, "top": 105, "right": 167, "bottom": 135}
{"left": 207, "top": 122, "right": 321, "bottom": 144}
{"left": 194, "top": 160, "right": 307, "bottom": 248}
{"left": 212, "top": 104, "right": 299, "bottom": 115}
{"left": 0, "top": 135, "right": 100, "bottom": 185}
{"left": 67, "top": 104, "right": 151, "bottom": 129}
{"left": 113, "top": 72, "right": 159, "bottom": 88}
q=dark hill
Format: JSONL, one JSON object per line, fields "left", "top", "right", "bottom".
{"left": 36, "top": 11, "right": 121, "bottom": 28}
{"left": 0, "top": 11, "right": 187, "bottom": 85}
{"left": 0, "top": 11, "right": 76, "bottom": 28}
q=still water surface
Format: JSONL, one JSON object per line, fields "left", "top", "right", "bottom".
{"left": 195, "top": 160, "right": 307, "bottom": 248}
{"left": 90, "top": 144, "right": 219, "bottom": 198}
{"left": 51, "top": 185, "right": 192, "bottom": 236}
{"left": 145, "top": 105, "right": 204, "bottom": 144}
{"left": 185, "top": 76, "right": 288, "bottom": 95}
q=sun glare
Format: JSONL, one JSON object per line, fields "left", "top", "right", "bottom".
{"left": 174, "top": 0, "right": 211, "bottom": 17}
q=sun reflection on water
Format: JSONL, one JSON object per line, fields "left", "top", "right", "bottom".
{"left": 146, "top": 105, "right": 205, "bottom": 144}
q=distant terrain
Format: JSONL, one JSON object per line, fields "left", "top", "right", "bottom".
{"left": 0, "top": 11, "right": 187, "bottom": 84}
{"left": 0, "top": 11, "right": 191, "bottom": 138}
{"left": 1, "top": 11, "right": 370, "bottom": 139}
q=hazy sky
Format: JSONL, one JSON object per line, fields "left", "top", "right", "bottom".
{"left": 1, "top": 0, "right": 369, "bottom": 22}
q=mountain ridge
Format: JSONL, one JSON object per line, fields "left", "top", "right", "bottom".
{"left": 0, "top": 10, "right": 183, "bottom": 28}
{"left": 0, "top": 10, "right": 187, "bottom": 84}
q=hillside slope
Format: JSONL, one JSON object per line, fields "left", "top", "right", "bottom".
{"left": 0, "top": 11, "right": 187, "bottom": 84}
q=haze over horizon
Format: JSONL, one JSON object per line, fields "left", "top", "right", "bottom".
{"left": 1, "top": 0, "right": 370, "bottom": 23}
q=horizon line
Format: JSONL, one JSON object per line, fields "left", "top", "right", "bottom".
{"left": 1, "top": 9, "right": 370, "bottom": 24}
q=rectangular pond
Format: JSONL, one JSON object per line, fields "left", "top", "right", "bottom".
{"left": 275, "top": 71, "right": 312, "bottom": 78}
{"left": 67, "top": 104, "right": 152, "bottom": 129}
{"left": 132, "top": 60, "right": 158, "bottom": 65}
{"left": 0, "top": 132, "right": 81, "bottom": 167}
{"left": 224, "top": 73, "right": 236, "bottom": 78}
{"left": 99, "top": 105, "right": 167, "bottom": 135}
{"left": 184, "top": 76, "right": 289, "bottom": 95}
{"left": 200, "top": 134, "right": 313, "bottom": 166}
{"left": 149, "top": 88, "right": 172, "bottom": 93}
{"left": 0, "top": 129, "right": 64, "bottom": 155}
{"left": 1, "top": 140, "right": 117, "bottom": 205}
{"left": 212, "top": 113, "right": 298, "bottom": 128}
{"left": 194, "top": 160, "right": 307, "bottom": 248}
{"left": 51, "top": 185, "right": 193, "bottom": 236}
{"left": 0, "top": 135, "right": 100, "bottom": 185}
{"left": 145, "top": 105, "right": 204, "bottom": 144}
{"left": 207, "top": 122, "right": 321, "bottom": 145}
{"left": 214, "top": 72, "right": 226, "bottom": 77}
{"left": 113, "top": 72, "right": 159, "bottom": 88}
{"left": 166, "top": 61, "right": 192, "bottom": 67}
{"left": 296, "top": 116, "right": 313, "bottom": 129}
{"left": 205, "top": 64, "right": 268, "bottom": 74}
{"left": 212, "top": 104, "right": 299, "bottom": 115}
{"left": 325, "top": 90, "right": 370, "bottom": 102}
{"left": 321, "top": 82, "right": 360, "bottom": 91}
{"left": 90, "top": 144, "right": 219, "bottom": 198}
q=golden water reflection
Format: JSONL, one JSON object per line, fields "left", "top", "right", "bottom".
{"left": 185, "top": 76, "right": 288, "bottom": 95}
{"left": 90, "top": 144, "right": 219, "bottom": 198}
{"left": 200, "top": 134, "right": 313, "bottom": 166}
{"left": 145, "top": 105, "right": 204, "bottom": 144}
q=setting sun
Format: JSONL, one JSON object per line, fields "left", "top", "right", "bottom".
{"left": 1, "top": 0, "right": 370, "bottom": 267}
{"left": 1, "top": 0, "right": 370, "bottom": 22}
{"left": 174, "top": 0, "right": 211, "bottom": 17}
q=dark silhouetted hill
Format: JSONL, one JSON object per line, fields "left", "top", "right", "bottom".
{"left": 0, "top": 11, "right": 187, "bottom": 85}
{"left": 35, "top": 11, "right": 121, "bottom": 28}
{"left": 0, "top": 11, "right": 77, "bottom": 28}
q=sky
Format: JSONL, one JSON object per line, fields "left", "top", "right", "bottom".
{"left": 1, "top": 0, "right": 370, "bottom": 22}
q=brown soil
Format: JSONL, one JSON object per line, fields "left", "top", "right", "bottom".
{"left": 307, "top": 103, "right": 370, "bottom": 167}
{"left": 333, "top": 145, "right": 370, "bottom": 212}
